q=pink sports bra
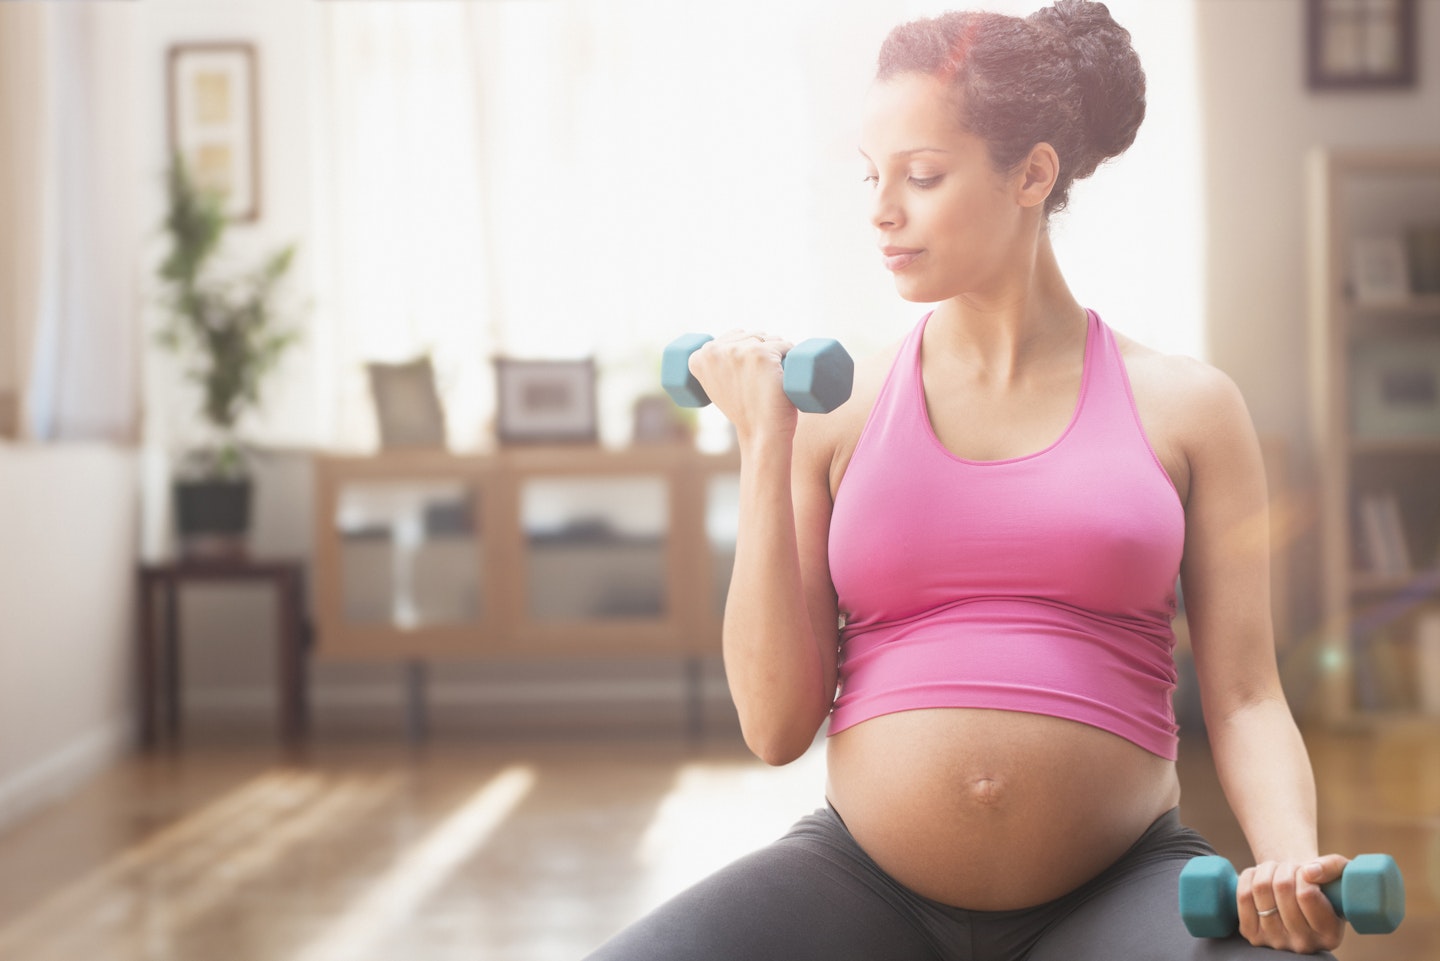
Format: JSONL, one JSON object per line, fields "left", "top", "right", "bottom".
{"left": 826, "top": 309, "right": 1185, "bottom": 759}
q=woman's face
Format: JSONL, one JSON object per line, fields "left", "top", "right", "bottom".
{"left": 859, "top": 72, "right": 1034, "bottom": 304}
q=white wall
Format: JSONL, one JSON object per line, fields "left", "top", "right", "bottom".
{"left": 0, "top": 445, "right": 138, "bottom": 830}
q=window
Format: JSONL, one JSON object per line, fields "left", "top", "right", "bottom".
{"left": 315, "top": 0, "right": 1203, "bottom": 450}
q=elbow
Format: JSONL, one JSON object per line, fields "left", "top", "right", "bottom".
{"left": 751, "top": 741, "right": 805, "bottom": 768}
{"left": 743, "top": 723, "right": 821, "bottom": 767}
{"left": 732, "top": 678, "right": 834, "bottom": 766}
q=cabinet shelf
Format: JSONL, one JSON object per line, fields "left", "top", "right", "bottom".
{"left": 1349, "top": 568, "right": 1440, "bottom": 596}
{"left": 1348, "top": 437, "right": 1440, "bottom": 456}
{"left": 1345, "top": 294, "right": 1440, "bottom": 320}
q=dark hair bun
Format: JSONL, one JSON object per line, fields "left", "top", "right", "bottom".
{"left": 876, "top": 1, "right": 1146, "bottom": 214}
{"left": 1028, "top": 0, "right": 1146, "bottom": 173}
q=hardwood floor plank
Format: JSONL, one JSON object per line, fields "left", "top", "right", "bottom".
{"left": 0, "top": 730, "right": 1433, "bottom": 960}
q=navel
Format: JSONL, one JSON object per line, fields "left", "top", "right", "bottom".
{"left": 970, "top": 776, "right": 1004, "bottom": 806}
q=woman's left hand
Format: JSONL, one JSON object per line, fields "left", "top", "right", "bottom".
{"left": 1236, "top": 855, "right": 1348, "bottom": 954}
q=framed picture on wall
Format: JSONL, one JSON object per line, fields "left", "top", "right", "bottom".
{"left": 1306, "top": 0, "right": 1417, "bottom": 90}
{"left": 494, "top": 358, "right": 599, "bottom": 445}
{"left": 167, "top": 42, "right": 260, "bottom": 221}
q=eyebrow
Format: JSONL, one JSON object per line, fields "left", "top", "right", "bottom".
{"left": 857, "top": 147, "right": 952, "bottom": 160}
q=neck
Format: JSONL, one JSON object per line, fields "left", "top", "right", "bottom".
{"left": 926, "top": 230, "right": 1086, "bottom": 380}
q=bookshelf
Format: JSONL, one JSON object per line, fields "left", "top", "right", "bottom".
{"left": 1308, "top": 147, "right": 1440, "bottom": 727}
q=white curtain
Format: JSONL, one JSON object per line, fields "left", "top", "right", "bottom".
{"left": 317, "top": 0, "right": 1201, "bottom": 451}
{"left": 0, "top": 3, "right": 141, "bottom": 444}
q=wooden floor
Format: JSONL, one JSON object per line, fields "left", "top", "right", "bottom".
{"left": 0, "top": 725, "right": 1435, "bottom": 960}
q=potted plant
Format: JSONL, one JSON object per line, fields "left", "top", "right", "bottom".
{"left": 155, "top": 156, "right": 304, "bottom": 557}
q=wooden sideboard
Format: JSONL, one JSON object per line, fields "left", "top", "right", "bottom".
{"left": 312, "top": 445, "right": 740, "bottom": 664}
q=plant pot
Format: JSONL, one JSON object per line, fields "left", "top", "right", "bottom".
{"left": 174, "top": 477, "right": 252, "bottom": 558}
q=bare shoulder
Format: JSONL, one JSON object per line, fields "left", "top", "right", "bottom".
{"left": 1115, "top": 331, "right": 1253, "bottom": 433}
{"left": 1112, "top": 331, "right": 1260, "bottom": 505}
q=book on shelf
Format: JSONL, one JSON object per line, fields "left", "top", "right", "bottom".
{"left": 1418, "top": 610, "right": 1440, "bottom": 716}
{"left": 1356, "top": 490, "right": 1412, "bottom": 577}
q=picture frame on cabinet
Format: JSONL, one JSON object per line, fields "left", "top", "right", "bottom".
{"left": 494, "top": 358, "right": 599, "bottom": 445}
{"left": 367, "top": 357, "right": 448, "bottom": 450}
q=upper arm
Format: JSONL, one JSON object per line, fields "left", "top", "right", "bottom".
{"left": 1176, "top": 364, "right": 1282, "bottom": 721}
{"left": 792, "top": 414, "right": 843, "bottom": 707}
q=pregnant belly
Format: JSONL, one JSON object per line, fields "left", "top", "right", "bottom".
{"left": 824, "top": 708, "right": 1181, "bottom": 910}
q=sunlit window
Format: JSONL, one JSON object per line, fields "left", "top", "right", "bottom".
{"left": 316, "top": 0, "right": 1202, "bottom": 450}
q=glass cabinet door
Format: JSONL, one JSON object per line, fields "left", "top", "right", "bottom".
{"left": 334, "top": 480, "right": 482, "bottom": 629}
{"left": 706, "top": 473, "right": 739, "bottom": 617}
{"left": 521, "top": 475, "right": 668, "bottom": 620}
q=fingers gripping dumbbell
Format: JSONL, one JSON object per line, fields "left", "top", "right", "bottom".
{"left": 1178, "top": 854, "right": 1405, "bottom": 938}
{"left": 660, "top": 333, "right": 855, "bottom": 414}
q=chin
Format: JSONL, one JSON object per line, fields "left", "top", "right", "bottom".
{"left": 892, "top": 277, "right": 946, "bottom": 304}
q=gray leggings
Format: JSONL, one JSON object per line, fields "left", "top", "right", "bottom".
{"left": 584, "top": 805, "right": 1338, "bottom": 961}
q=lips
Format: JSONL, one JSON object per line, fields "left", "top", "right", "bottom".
{"left": 881, "top": 247, "right": 923, "bottom": 271}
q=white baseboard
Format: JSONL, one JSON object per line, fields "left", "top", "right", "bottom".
{"left": 0, "top": 719, "right": 132, "bottom": 833}
{"left": 188, "top": 675, "right": 733, "bottom": 710}
{"left": 184, "top": 675, "right": 739, "bottom": 735}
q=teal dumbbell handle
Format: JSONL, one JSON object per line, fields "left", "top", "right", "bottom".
{"left": 1178, "top": 854, "right": 1405, "bottom": 938}
{"left": 661, "top": 333, "right": 854, "bottom": 414}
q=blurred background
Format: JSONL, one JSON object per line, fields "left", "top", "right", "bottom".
{"left": 0, "top": 1, "right": 1437, "bottom": 959}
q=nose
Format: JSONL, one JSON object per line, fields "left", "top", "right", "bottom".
{"left": 869, "top": 179, "right": 904, "bottom": 231}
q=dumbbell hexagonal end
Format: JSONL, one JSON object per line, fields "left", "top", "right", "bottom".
{"left": 661, "top": 333, "right": 715, "bottom": 408}
{"left": 783, "top": 338, "right": 854, "bottom": 414}
{"left": 1342, "top": 854, "right": 1405, "bottom": 934}
{"left": 1179, "top": 856, "right": 1239, "bottom": 939}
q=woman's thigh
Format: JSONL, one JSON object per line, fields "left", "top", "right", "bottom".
{"left": 1025, "top": 853, "right": 1339, "bottom": 961}
{"left": 582, "top": 808, "right": 950, "bottom": 961}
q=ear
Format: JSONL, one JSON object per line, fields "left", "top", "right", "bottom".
{"left": 1015, "top": 142, "right": 1059, "bottom": 209}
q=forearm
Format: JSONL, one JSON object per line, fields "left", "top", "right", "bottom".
{"left": 1206, "top": 696, "right": 1320, "bottom": 864}
{"left": 722, "top": 433, "right": 832, "bottom": 765}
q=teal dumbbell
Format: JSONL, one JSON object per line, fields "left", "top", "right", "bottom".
{"left": 1178, "top": 854, "right": 1405, "bottom": 938}
{"left": 661, "top": 333, "right": 854, "bottom": 414}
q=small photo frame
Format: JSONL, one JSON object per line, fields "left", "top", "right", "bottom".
{"left": 632, "top": 393, "right": 694, "bottom": 445}
{"left": 167, "top": 42, "right": 260, "bottom": 222}
{"left": 494, "top": 358, "right": 599, "bottom": 445}
{"left": 367, "top": 357, "right": 447, "bottom": 450}
{"left": 1306, "top": 0, "right": 1417, "bottom": 91}
{"left": 1350, "top": 236, "right": 1412, "bottom": 306}
{"left": 1350, "top": 339, "right": 1440, "bottom": 439}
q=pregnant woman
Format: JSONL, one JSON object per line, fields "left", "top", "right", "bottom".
{"left": 586, "top": 3, "right": 1345, "bottom": 957}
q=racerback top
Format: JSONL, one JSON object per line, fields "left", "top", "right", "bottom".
{"left": 826, "top": 309, "right": 1185, "bottom": 759}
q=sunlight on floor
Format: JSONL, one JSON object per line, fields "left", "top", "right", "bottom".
{"left": 634, "top": 743, "right": 827, "bottom": 909}
{"left": 0, "top": 770, "right": 405, "bottom": 961}
{"left": 292, "top": 765, "right": 535, "bottom": 961}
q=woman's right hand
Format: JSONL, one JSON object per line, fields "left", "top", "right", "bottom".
{"left": 686, "top": 330, "right": 799, "bottom": 444}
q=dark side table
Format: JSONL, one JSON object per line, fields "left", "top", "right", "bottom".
{"left": 136, "top": 557, "right": 310, "bottom": 747}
